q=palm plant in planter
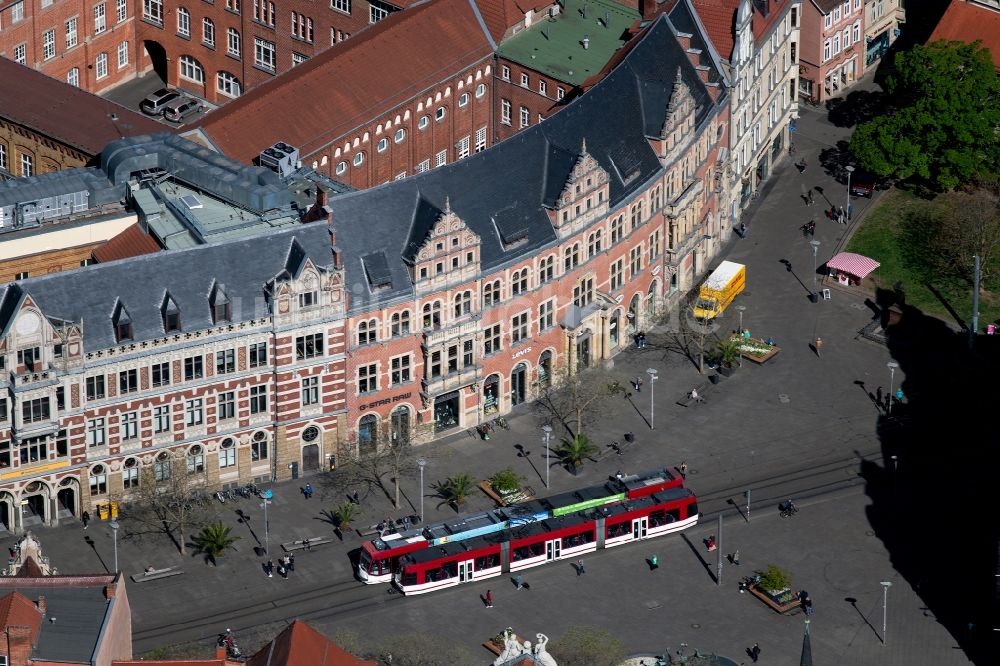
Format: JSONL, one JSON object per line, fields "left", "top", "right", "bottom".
{"left": 717, "top": 337, "right": 742, "bottom": 376}
{"left": 192, "top": 522, "right": 240, "bottom": 561}
{"left": 557, "top": 434, "right": 599, "bottom": 474}
{"left": 439, "top": 473, "right": 476, "bottom": 508}
{"left": 331, "top": 502, "right": 361, "bottom": 530}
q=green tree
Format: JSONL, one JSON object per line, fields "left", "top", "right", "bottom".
{"left": 557, "top": 433, "right": 600, "bottom": 469}
{"left": 849, "top": 40, "right": 1000, "bottom": 191}
{"left": 548, "top": 625, "right": 626, "bottom": 666}
{"left": 330, "top": 502, "right": 361, "bottom": 530}
{"left": 434, "top": 473, "right": 476, "bottom": 507}
{"left": 489, "top": 467, "right": 523, "bottom": 493}
{"left": 191, "top": 522, "right": 240, "bottom": 559}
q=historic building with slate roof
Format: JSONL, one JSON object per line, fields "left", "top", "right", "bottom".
{"left": 0, "top": 11, "right": 729, "bottom": 526}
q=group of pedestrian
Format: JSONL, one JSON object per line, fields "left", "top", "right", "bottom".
{"left": 632, "top": 376, "right": 643, "bottom": 392}
{"left": 633, "top": 331, "right": 647, "bottom": 348}
{"left": 827, "top": 205, "right": 850, "bottom": 224}
{"left": 263, "top": 554, "right": 296, "bottom": 578}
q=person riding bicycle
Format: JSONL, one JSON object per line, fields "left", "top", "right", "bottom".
{"left": 780, "top": 499, "right": 797, "bottom": 514}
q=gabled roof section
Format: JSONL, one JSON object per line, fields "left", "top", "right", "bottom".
{"left": 112, "top": 299, "right": 132, "bottom": 325}
{"left": 92, "top": 224, "right": 163, "bottom": 263}
{"left": 930, "top": 0, "right": 1000, "bottom": 70}
{"left": 0, "top": 283, "right": 26, "bottom": 341}
{"left": 636, "top": 74, "right": 672, "bottom": 138}
{"left": 402, "top": 194, "right": 446, "bottom": 264}
{"left": 668, "top": 0, "right": 730, "bottom": 87}
{"left": 0, "top": 591, "right": 42, "bottom": 641}
{"left": 690, "top": 0, "right": 739, "bottom": 60}
{"left": 0, "top": 58, "right": 163, "bottom": 157}
{"left": 247, "top": 620, "right": 375, "bottom": 666}
{"left": 193, "top": 0, "right": 494, "bottom": 164}
{"left": 473, "top": 0, "right": 554, "bottom": 43}
{"left": 284, "top": 238, "right": 309, "bottom": 278}
{"left": 362, "top": 251, "right": 393, "bottom": 289}
{"left": 541, "top": 141, "right": 582, "bottom": 208}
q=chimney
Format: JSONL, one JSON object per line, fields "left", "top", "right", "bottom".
{"left": 316, "top": 187, "right": 328, "bottom": 208}
{"left": 583, "top": 36, "right": 590, "bottom": 50}
{"left": 331, "top": 246, "right": 343, "bottom": 270}
{"left": 329, "top": 228, "right": 337, "bottom": 247}
{"left": 105, "top": 581, "right": 118, "bottom": 599}
{"left": 36, "top": 596, "right": 46, "bottom": 615}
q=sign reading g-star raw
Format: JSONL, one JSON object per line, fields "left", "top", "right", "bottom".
{"left": 359, "top": 392, "right": 412, "bottom": 411}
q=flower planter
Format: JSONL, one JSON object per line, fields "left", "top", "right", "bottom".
{"left": 748, "top": 585, "right": 800, "bottom": 614}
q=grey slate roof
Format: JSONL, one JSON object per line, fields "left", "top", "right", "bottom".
{"left": 4, "top": 15, "right": 726, "bottom": 351}
{"left": 10, "top": 585, "right": 112, "bottom": 663}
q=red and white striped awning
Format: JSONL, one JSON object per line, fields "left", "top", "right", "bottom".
{"left": 826, "top": 252, "right": 881, "bottom": 279}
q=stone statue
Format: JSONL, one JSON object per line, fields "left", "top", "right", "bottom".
{"left": 493, "top": 628, "right": 524, "bottom": 666}
{"left": 534, "top": 633, "right": 558, "bottom": 666}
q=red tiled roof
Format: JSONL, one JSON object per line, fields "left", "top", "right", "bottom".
{"left": 193, "top": 0, "right": 494, "bottom": 164}
{"left": 0, "top": 591, "right": 42, "bottom": 642}
{"left": 114, "top": 661, "right": 229, "bottom": 666}
{"left": 691, "top": 0, "right": 739, "bottom": 60}
{"left": 930, "top": 0, "right": 1000, "bottom": 69}
{"left": 474, "top": 0, "right": 554, "bottom": 42}
{"left": 0, "top": 59, "right": 164, "bottom": 157}
{"left": 752, "top": 0, "right": 789, "bottom": 42}
{"left": 93, "top": 224, "right": 163, "bottom": 263}
{"left": 247, "top": 621, "right": 376, "bottom": 666}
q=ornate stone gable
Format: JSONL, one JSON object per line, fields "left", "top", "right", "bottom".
{"left": 548, "top": 139, "right": 610, "bottom": 238}
{"left": 410, "top": 198, "right": 481, "bottom": 291}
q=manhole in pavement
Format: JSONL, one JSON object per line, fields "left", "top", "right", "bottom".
{"left": 690, "top": 623, "right": 700, "bottom": 629}
{"left": 645, "top": 600, "right": 662, "bottom": 610}
{"left": 778, "top": 394, "right": 790, "bottom": 403}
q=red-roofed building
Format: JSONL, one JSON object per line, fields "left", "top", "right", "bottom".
{"left": 186, "top": 0, "right": 495, "bottom": 188}
{"left": 247, "top": 621, "right": 375, "bottom": 666}
{"left": 798, "top": 0, "right": 868, "bottom": 102}
{"left": 929, "top": 0, "right": 1000, "bottom": 69}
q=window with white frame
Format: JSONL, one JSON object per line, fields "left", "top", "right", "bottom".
{"left": 391, "top": 355, "right": 411, "bottom": 385}
{"left": 854, "top": 0, "right": 861, "bottom": 10}
{"left": 143, "top": 0, "right": 163, "bottom": 23}
{"left": 123, "top": 459, "right": 139, "bottom": 488}
{"left": 610, "top": 258, "right": 624, "bottom": 291}
{"left": 67, "top": 68, "right": 79, "bottom": 86}
{"left": 254, "top": 37, "right": 276, "bottom": 70}
{"left": 215, "top": 71, "right": 240, "bottom": 97}
{"left": 823, "top": 40, "right": 831, "bottom": 62}
{"left": 219, "top": 440, "right": 236, "bottom": 468}
{"left": 185, "top": 398, "right": 204, "bottom": 426}
{"left": 843, "top": 27, "right": 851, "bottom": 48}
{"left": 395, "top": 128, "right": 405, "bottom": 143}
{"left": 520, "top": 106, "right": 529, "bottom": 128}
{"left": 153, "top": 405, "right": 171, "bottom": 433}
{"left": 377, "top": 137, "right": 389, "bottom": 153}
{"left": 435, "top": 106, "right": 446, "bottom": 121}
{"left": 90, "top": 466, "right": 108, "bottom": 494}
{"left": 844, "top": 0, "right": 851, "bottom": 16}
{"left": 823, "top": 13, "right": 832, "bottom": 28}
{"left": 117, "top": 0, "right": 127, "bottom": 22}
{"left": 43, "top": 30, "right": 56, "bottom": 60}
{"left": 179, "top": 55, "right": 203, "bottom": 82}
{"left": 301, "top": 376, "right": 320, "bottom": 405}
{"left": 177, "top": 7, "right": 190, "bottom": 36}
{"left": 66, "top": 17, "right": 78, "bottom": 48}
{"left": 435, "top": 150, "right": 447, "bottom": 167}
{"left": 203, "top": 18, "right": 215, "bottom": 46}
{"left": 121, "top": 412, "right": 138, "bottom": 440}
{"left": 833, "top": 7, "right": 840, "bottom": 21}
{"left": 227, "top": 28, "right": 241, "bottom": 57}
{"left": 853, "top": 21, "right": 860, "bottom": 43}
{"left": 87, "top": 418, "right": 106, "bottom": 447}
{"left": 331, "top": 0, "right": 350, "bottom": 12}
{"left": 153, "top": 453, "right": 171, "bottom": 481}
{"left": 501, "top": 65, "right": 510, "bottom": 80}
{"left": 458, "top": 92, "right": 469, "bottom": 108}
{"left": 358, "top": 363, "right": 378, "bottom": 393}
{"left": 13, "top": 44, "right": 26, "bottom": 64}
{"left": 10, "top": 1, "right": 24, "bottom": 22}
{"left": 186, "top": 445, "right": 205, "bottom": 473}
{"left": 117, "top": 41, "right": 128, "bottom": 68}
{"left": 416, "top": 159, "right": 429, "bottom": 173}
{"left": 501, "top": 99, "right": 511, "bottom": 125}
{"left": 254, "top": 0, "right": 274, "bottom": 25}
{"left": 94, "top": 3, "right": 107, "bottom": 34}
{"left": 476, "top": 83, "right": 486, "bottom": 98}
{"left": 475, "top": 126, "right": 487, "bottom": 152}
{"left": 251, "top": 434, "right": 268, "bottom": 460}
{"left": 539, "top": 299, "right": 554, "bottom": 330}
{"left": 369, "top": 0, "right": 390, "bottom": 23}
{"left": 832, "top": 33, "right": 840, "bottom": 55}
{"left": 457, "top": 136, "right": 470, "bottom": 159}
{"left": 418, "top": 115, "right": 429, "bottom": 129}
{"left": 353, "top": 152, "right": 364, "bottom": 166}
{"left": 335, "top": 161, "right": 347, "bottom": 175}
{"left": 96, "top": 52, "right": 108, "bottom": 79}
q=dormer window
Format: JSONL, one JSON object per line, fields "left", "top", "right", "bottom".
{"left": 210, "top": 284, "right": 231, "bottom": 324}
{"left": 299, "top": 291, "right": 317, "bottom": 308}
{"left": 161, "top": 293, "right": 181, "bottom": 333}
{"left": 112, "top": 301, "right": 133, "bottom": 342}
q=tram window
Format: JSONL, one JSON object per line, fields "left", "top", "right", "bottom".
{"left": 649, "top": 510, "right": 666, "bottom": 527}
{"left": 475, "top": 554, "right": 499, "bottom": 570}
{"left": 688, "top": 502, "right": 698, "bottom": 517}
{"left": 513, "top": 542, "right": 545, "bottom": 561}
{"left": 402, "top": 571, "right": 417, "bottom": 586}
{"left": 561, "top": 531, "right": 595, "bottom": 549}
{"left": 442, "top": 562, "right": 457, "bottom": 579}
{"left": 606, "top": 522, "right": 630, "bottom": 538}
{"left": 667, "top": 509, "right": 680, "bottom": 522}
{"left": 360, "top": 551, "right": 372, "bottom": 570}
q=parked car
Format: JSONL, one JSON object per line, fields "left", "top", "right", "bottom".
{"left": 162, "top": 96, "right": 202, "bottom": 123}
{"left": 140, "top": 88, "right": 181, "bottom": 115}
{"left": 850, "top": 169, "right": 879, "bottom": 197}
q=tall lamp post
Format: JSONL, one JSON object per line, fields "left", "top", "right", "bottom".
{"left": 541, "top": 425, "right": 552, "bottom": 489}
{"left": 646, "top": 368, "right": 658, "bottom": 430}
{"left": 845, "top": 165, "right": 855, "bottom": 221}
{"left": 880, "top": 580, "right": 893, "bottom": 645}
{"left": 886, "top": 361, "right": 899, "bottom": 416}
{"left": 735, "top": 305, "right": 746, "bottom": 367}
{"left": 260, "top": 489, "right": 273, "bottom": 555}
{"left": 109, "top": 519, "right": 119, "bottom": 573}
{"left": 416, "top": 457, "right": 427, "bottom": 524}
{"left": 810, "top": 239, "right": 821, "bottom": 301}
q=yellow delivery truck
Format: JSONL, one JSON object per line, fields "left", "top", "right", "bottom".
{"left": 692, "top": 261, "right": 746, "bottom": 319}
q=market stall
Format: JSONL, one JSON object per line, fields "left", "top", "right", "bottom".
{"left": 826, "top": 252, "right": 880, "bottom": 286}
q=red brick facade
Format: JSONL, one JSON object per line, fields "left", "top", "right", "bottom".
{"left": 494, "top": 58, "right": 567, "bottom": 142}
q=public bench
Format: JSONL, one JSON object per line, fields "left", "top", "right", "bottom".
{"left": 281, "top": 536, "right": 334, "bottom": 551}
{"left": 130, "top": 566, "right": 184, "bottom": 582}
{"left": 676, "top": 383, "right": 711, "bottom": 408}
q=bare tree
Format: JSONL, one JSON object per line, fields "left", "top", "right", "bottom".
{"left": 534, "top": 365, "right": 627, "bottom": 440}
{"left": 936, "top": 179, "right": 1000, "bottom": 284}
{"left": 126, "top": 455, "right": 213, "bottom": 556}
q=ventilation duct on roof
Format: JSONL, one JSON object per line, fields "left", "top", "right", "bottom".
{"left": 259, "top": 142, "right": 300, "bottom": 178}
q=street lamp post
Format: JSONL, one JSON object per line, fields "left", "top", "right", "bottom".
{"left": 886, "top": 361, "right": 899, "bottom": 416}
{"left": 646, "top": 368, "right": 658, "bottom": 430}
{"left": 109, "top": 519, "right": 119, "bottom": 573}
{"left": 845, "top": 165, "right": 855, "bottom": 221}
{"left": 810, "top": 239, "right": 821, "bottom": 301}
{"left": 541, "top": 426, "right": 552, "bottom": 489}
{"left": 416, "top": 458, "right": 427, "bottom": 524}
{"left": 880, "top": 581, "right": 893, "bottom": 645}
{"left": 260, "top": 489, "right": 273, "bottom": 555}
{"left": 735, "top": 305, "right": 746, "bottom": 367}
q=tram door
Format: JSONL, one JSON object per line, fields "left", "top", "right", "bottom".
{"left": 632, "top": 517, "right": 648, "bottom": 540}
{"left": 458, "top": 560, "right": 474, "bottom": 583}
{"left": 546, "top": 539, "right": 561, "bottom": 561}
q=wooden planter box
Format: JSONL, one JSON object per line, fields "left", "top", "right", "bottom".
{"left": 749, "top": 585, "right": 800, "bottom": 614}
{"left": 478, "top": 481, "right": 535, "bottom": 507}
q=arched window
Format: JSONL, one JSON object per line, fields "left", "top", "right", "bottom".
{"left": 154, "top": 451, "right": 172, "bottom": 481}
{"left": 483, "top": 279, "right": 502, "bottom": 306}
{"left": 216, "top": 71, "right": 241, "bottom": 98}
{"left": 335, "top": 161, "right": 347, "bottom": 175}
{"left": 390, "top": 406, "right": 410, "bottom": 445}
{"left": 219, "top": 438, "right": 236, "bottom": 469}
{"left": 394, "top": 128, "right": 406, "bottom": 143}
{"left": 511, "top": 268, "right": 529, "bottom": 295}
{"left": 357, "top": 319, "right": 378, "bottom": 345}
{"left": 353, "top": 152, "right": 364, "bottom": 167}
{"left": 564, "top": 244, "right": 580, "bottom": 271}
{"left": 123, "top": 457, "right": 140, "bottom": 489}
{"left": 187, "top": 444, "right": 205, "bottom": 474}
{"left": 391, "top": 311, "right": 411, "bottom": 336}
{"left": 454, "top": 291, "right": 472, "bottom": 317}
{"left": 475, "top": 83, "right": 486, "bottom": 98}
{"left": 377, "top": 137, "right": 388, "bottom": 153}
{"left": 538, "top": 350, "right": 553, "bottom": 388}
{"left": 538, "top": 255, "right": 555, "bottom": 283}
{"left": 177, "top": 7, "right": 191, "bottom": 37}
{"left": 359, "top": 414, "right": 378, "bottom": 450}
{"left": 422, "top": 301, "right": 441, "bottom": 329}
{"left": 90, "top": 464, "right": 108, "bottom": 495}
{"left": 647, "top": 282, "right": 658, "bottom": 320}
{"left": 179, "top": 55, "right": 204, "bottom": 83}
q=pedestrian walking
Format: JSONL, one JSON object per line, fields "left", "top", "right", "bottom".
{"left": 804, "top": 596, "right": 813, "bottom": 616}
{"left": 638, "top": 332, "right": 647, "bottom": 348}
{"left": 807, "top": 190, "right": 814, "bottom": 205}
{"left": 577, "top": 559, "right": 585, "bottom": 576}
{"left": 751, "top": 642, "right": 761, "bottom": 663}
{"left": 289, "top": 554, "right": 295, "bottom": 572}
{"left": 650, "top": 554, "right": 659, "bottom": 570}
{"left": 679, "top": 462, "right": 688, "bottom": 478}
{"left": 82, "top": 510, "right": 90, "bottom": 530}
{"left": 265, "top": 560, "right": 274, "bottom": 578}
{"left": 633, "top": 377, "right": 643, "bottom": 392}
{"left": 351, "top": 490, "right": 361, "bottom": 504}
{"left": 303, "top": 483, "right": 313, "bottom": 499}
{"left": 739, "top": 222, "right": 747, "bottom": 238}
{"left": 732, "top": 549, "right": 740, "bottom": 565}
{"left": 277, "top": 562, "right": 288, "bottom": 578}
{"left": 876, "top": 386, "right": 883, "bottom": 405}
{"left": 485, "top": 589, "right": 494, "bottom": 608}
{"left": 513, "top": 575, "right": 523, "bottom": 590}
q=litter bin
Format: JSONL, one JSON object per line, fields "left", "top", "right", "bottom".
{"left": 328, "top": 455, "right": 336, "bottom": 471}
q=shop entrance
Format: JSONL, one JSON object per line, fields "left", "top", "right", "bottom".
{"left": 576, "top": 334, "right": 591, "bottom": 369}
{"left": 57, "top": 487, "right": 77, "bottom": 519}
{"left": 510, "top": 363, "right": 527, "bottom": 406}
{"left": 483, "top": 375, "right": 500, "bottom": 415}
{"left": 302, "top": 444, "right": 320, "bottom": 471}
{"left": 21, "top": 493, "right": 47, "bottom": 528}
{"left": 0, "top": 496, "right": 12, "bottom": 532}
{"left": 434, "top": 392, "right": 460, "bottom": 431}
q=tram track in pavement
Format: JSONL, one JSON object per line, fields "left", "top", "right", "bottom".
{"left": 132, "top": 446, "right": 887, "bottom": 653}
